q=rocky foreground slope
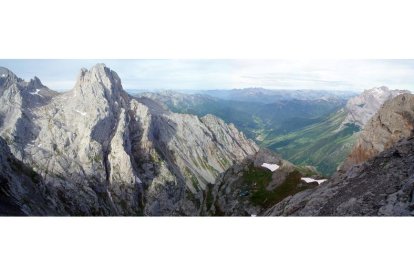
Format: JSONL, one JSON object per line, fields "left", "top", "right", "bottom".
{"left": 0, "top": 64, "right": 259, "bottom": 215}
{"left": 265, "top": 137, "right": 414, "bottom": 216}
{"left": 265, "top": 94, "right": 414, "bottom": 216}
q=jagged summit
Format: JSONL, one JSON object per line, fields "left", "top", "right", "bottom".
{"left": 73, "top": 63, "right": 125, "bottom": 102}
{"left": 76, "top": 64, "right": 122, "bottom": 88}
{"left": 0, "top": 67, "right": 50, "bottom": 94}
{"left": 0, "top": 67, "right": 56, "bottom": 103}
{"left": 0, "top": 67, "right": 45, "bottom": 87}
{"left": 28, "top": 76, "right": 43, "bottom": 87}
{"left": 25, "top": 76, "right": 47, "bottom": 92}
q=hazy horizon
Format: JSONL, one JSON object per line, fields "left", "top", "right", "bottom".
{"left": 1, "top": 59, "right": 414, "bottom": 92}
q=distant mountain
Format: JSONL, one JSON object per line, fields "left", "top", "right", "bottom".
{"left": 184, "top": 88, "right": 358, "bottom": 103}
{"left": 342, "top": 86, "right": 409, "bottom": 127}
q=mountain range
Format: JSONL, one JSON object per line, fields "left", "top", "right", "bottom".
{"left": 138, "top": 86, "right": 406, "bottom": 175}
{"left": 1, "top": 64, "right": 413, "bottom": 216}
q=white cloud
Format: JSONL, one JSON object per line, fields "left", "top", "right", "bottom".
{"left": 229, "top": 60, "right": 414, "bottom": 91}
{"left": 1, "top": 59, "right": 414, "bottom": 91}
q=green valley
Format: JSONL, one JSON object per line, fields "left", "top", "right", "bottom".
{"left": 261, "top": 109, "right": 360, "bottom": 175}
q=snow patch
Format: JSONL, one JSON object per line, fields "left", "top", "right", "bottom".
{"left": 74, "top": 110, "right": 87, "bottom": 116}
{"left": 301, "top": 177, "right": 327, "bottom": 185}
{"left": 29, "top": 89, "right": 43, "bottom": 97}
{"left": 1, "top": 74, "right": 6, "bottom": 78}
{"left": 261, "top": 163, "right": 279, "bottom": 172}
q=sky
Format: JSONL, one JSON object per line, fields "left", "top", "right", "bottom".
{"left": 1, "top": 59, "right": 414, "bottom": 92}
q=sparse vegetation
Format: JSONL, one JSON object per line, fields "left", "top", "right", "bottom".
{"left": 184, "top": 167, "right": 200, "bottom": 192}
{"left": 91, "top": 153, "right": 102, "bottom": 163}
{"left": 242, "top": 165, "right": 311, "bottom": 208}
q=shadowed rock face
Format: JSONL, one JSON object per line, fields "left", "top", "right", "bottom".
{"left": 342, "top": 94, "right": 414, "bottom": 170}
{"left": 0, "top": 64, "right": 258, "bottom": 216}
{"left": 0, "top": 137, "right": 56, "bottom": 216}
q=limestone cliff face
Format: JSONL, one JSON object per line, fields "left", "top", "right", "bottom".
{"left": 341, "top": 94, "right": 414, "bottom": 170}
{"left": 0, "top": 64, "right": 258, "bottom": 216}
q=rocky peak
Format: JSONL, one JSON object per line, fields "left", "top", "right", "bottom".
{"left": 0, "top": 67, "right": 54, "bottom": 100}
{"left": 73, "top": 63, "right": 126, "bottom": 104}
{"left": 27, "top": 76, "right": 44, "bottom": 89}
{"left": 0, "top": 67, "right": 21, "bottom": 81}
{"left": 76, "top": 63, "right": 123, "bottom": 90}
{"left": 23, "top": 76, "right": 50, "bottom": 96}
{"left": 0, "top": 67, "right": 23, "bottom": 92}
{"left": 0, "top": 67, "right": 44, "bottom": 89}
